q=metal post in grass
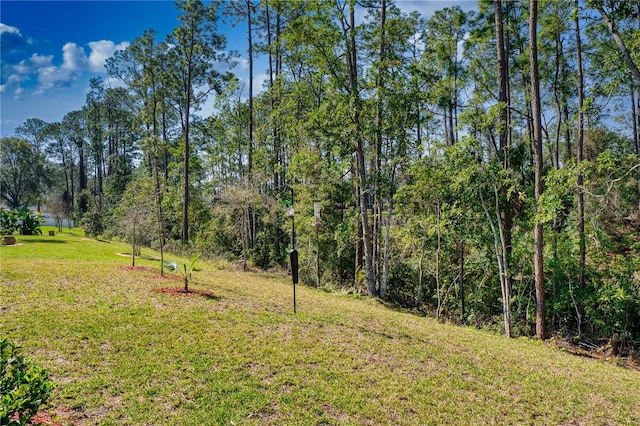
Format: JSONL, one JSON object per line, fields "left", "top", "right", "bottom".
{"left": 313, "top": 200, "right": 321, "bottom": 287}
{"left": 285, "top": 188, "right": 298, "bottom": 313}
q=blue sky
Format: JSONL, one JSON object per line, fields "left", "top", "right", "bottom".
{"left": 0, "top": 0, "right": 476, "bottom": 137}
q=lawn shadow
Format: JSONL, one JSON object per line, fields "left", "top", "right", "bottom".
{"left": 200, "top": 293, "right": 221, "bottom": 301}
{"left": 19, "top": 239, "right": 67, "bottom": 244}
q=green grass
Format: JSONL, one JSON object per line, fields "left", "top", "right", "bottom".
{"left": 1, "top": 232, "right": 639, "bottom": 425}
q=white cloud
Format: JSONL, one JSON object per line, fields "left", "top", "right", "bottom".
{"left": 0, "top": 74, "right": 26, "bottom": 99}
{"left": 36, "top": 65, "right": 76, "bottom": 94}
{"left": 0, "top": 74, "right": 24, "bottom": 94}
{"left": 88, "top": 40, "right": 129, "bottom": 73}
{"left": 12, "top": 60, "right": 31, "bottom": 75}
{"left": 61, "top": 42, "right": 88, "bottom": 71}
{"left": 0, "top": 23, "right": 21, "bottom": 35}
{"left": 29, "top": 53, "right": 53, "bottom": 67}
{"left": 2, "top": 36, "right": 129, "bottom": 97}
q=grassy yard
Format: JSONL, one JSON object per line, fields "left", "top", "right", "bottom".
{"left": 1, "top": 230, "right": 639, "bottom": 425}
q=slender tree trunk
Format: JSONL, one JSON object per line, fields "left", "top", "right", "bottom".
{"left": 78, "top": 139, "right": 87, "bottom": 192}
{"left": 182, "top": 70, "right": 192, "bottom": 244}
{"left": 480, "top": 186, "right": 511, "bottom": 337}
{"left": 575, "top": 0, "right": 586, "bottom": 334}
{"left": 632, "top": 83, "right": 640, "bottom": 213}
{"left": 435, "top": 203, "right": 441, "bottom": 319}
{"left": 162, "top": 109, "right": 169, "bottom": 183}
{"left": 495, "top": 0, "right": 508, "bottom": 166}
{"left": 149, "top": 90, "right": 165, "bottom": 277}
{"left": 496, "top": 185, "right": 512, "bottom": 337}
{"left": 449, "top": 103, "right": 455, "bottom": 145}
{"left": 380, "top": 200, "right": 392, "bottom": 299}
{"left": 357, "top": 141, "right": 375, "bottom": 296}
{"left": 530, "top": 0, "right": 546, "bottom": 339}
{"left": 374, "top": 0, "right": 386, "bottom": 294}
{"left": 563, "top": 102, "right": 571, "bottom": 162}
{"left": 354, "top": 177, "right": 364, "bottom": 289}
{"left": 344, "top": 0, "right": 375, "bottom": 296}
{"left": 266, "top": 3, "right": 282, "bottom": 256}
{"left": 152, "top": 141, "right": 166, "bottom": 277}
{"left": 70, "top": 158, "right": 76, "bottom": 211}
{"left": 552, "top": 31, "right": 563, "bottom": 170}
{"left": 459, "top": 239, "right": 465, "bottom": 323}
{"left": 247, "top": 0, "right": 253, "bottom": 177}
{"left": 132, "top": 223, "right": 136, "bottom": 267}
{"left": 494, "top": 0, "right": 514, "bottom": 324}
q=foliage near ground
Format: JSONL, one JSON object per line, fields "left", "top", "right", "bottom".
{"left": 1, "top": 336, "right": 55, "bottom": 425}
{"left": 1, "top": 231, "right": 639, "bottom": 425}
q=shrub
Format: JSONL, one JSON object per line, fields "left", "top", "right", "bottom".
{"left": 0, "top": 209, "right": 19, "bottom": 236}
{"left": 0, "top": 337, "right": 55, "bottom": 425}
{"left": 17, "top": 208, "right": 43, "bottom": 236}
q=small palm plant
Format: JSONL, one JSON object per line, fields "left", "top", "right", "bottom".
{"left": 165, "top": 254, "right": 201, "bottom": 292}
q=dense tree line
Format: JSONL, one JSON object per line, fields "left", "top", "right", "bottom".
{"left": 2, "top": 0, "right": 639, "bottom": 345}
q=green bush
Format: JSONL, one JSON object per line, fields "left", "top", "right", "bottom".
{"left": 0, "top": 209, "right": 19, "bottom": 235}
{"left": 16, "top": 208, "right": 44, "bottom": 236}
{"left": 1, "top": 337, "right": 55, "bottom": 425}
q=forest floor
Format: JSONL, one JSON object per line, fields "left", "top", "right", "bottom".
{"left": 2, "top": 229, "right": 640, "bottom": 425}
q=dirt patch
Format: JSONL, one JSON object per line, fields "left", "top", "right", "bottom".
{"left": 10, "top": 410, "right": 63, "bottom": 426}
{"left": 155, "top": 287, "right": 219, "bottom": 300}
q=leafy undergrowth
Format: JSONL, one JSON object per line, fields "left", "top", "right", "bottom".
{"left": 1, "top": 231, "right": 640, "bottom": 425}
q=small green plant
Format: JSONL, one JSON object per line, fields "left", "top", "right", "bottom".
{"left": 0, "top": 209, "right": 19, "bottom": 236}
{"left": 17, "top": 208, "right": 44, "bottom": 236}
{"left": 165, "top": 254, "right": 201, "bottom": 292}
{"left": 1, "top": 337, "right": 55, "bottom": 425}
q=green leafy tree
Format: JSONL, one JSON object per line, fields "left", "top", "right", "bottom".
{"left": 0, "top": 137, "right": 39, "bottom": 209}
{"left": 165, "top": 0, "right": 234, "bottom": 244}
{"left": 15, "top": 118, "right": 51, "bottom": 211}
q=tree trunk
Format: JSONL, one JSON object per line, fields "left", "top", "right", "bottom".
{"left": 152, "top": 139, "right": 166, "bottom": 277}
{"left": 552, "top": 30, "right": 563, "bottom": 170}
{"left": 380, "top": 200, "right": 392, "bottom": 299}
{"left": 182, "top": 69, "right": 192, "bottom": 244}
{"left": 494, "top": 0, "right": 514, "bottom": 327}
{"left": 632, "top": 83, "right": 640, "bottom": 213}
{"left": 574, "top": 0, "right": 586, "bottom": 334}
{"left": 530, "top": 0, "right": 546, "bottom": 340}
{"left": 374, "top": 0, "right": 386, "bottom": 294}
{"left": 480, "top": 187, "right": 510, "bottom": 337}
{"left": 247, "top": 0, "right": 253, "bottom": 177}
{"left": 344, "top": 0, "right": 375, "bottom": 296}
{"left": 354, "top": 178, "right": 364, "bottom": 289}
{"left": 495, "top": 0, "right": 508, "bottom": 166}
{"left": 459, "top": 239, "right": 465, "bottom": 323}
{"left": 435, "top": 203, "right": 441, "bottom": 319}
